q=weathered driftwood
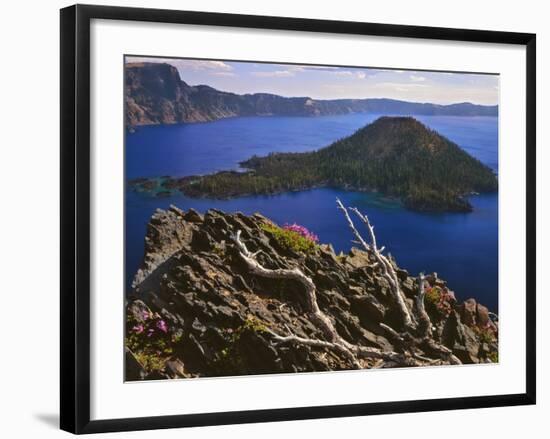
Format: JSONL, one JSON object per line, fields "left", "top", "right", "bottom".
{"left": 232, "top": 222, "right": 460, "bottom": 369}
{"left": 337, "top": 200, "right": 462, "bottom": 365}
{"left": 336, "top": 198, "right": 415, "bottom": 329}
{"left": 233, "top": 229, "right": 362, "bottom": 367}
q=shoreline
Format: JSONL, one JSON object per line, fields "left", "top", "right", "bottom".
{"left": 127, "top": 112, "right": 500, "bottom": 131}
{"left": 129, "top": 175, "right": 496, "bottom": 213}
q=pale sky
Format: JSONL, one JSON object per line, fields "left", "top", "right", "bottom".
{"left": 126, "top": 56, "right": 499, "bottom": 106}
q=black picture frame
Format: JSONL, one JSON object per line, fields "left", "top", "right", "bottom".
{"left": 60, "top": 4, "right": 536, "bottom": 434}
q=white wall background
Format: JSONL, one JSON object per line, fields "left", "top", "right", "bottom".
{"left": 0, "top": 0, "right": 546, "bottom": 437}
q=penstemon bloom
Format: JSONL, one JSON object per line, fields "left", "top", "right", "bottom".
{"left": 156, "top": 320, "right": 169, "bottom": 333}
{"left": 283, "top": 223, "right": 319, "bottom": 243}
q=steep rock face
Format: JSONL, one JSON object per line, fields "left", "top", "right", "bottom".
{"left": 125, "top": 62, "right": 498, "bottom": 127}
{"left": 125, "top": 63, "right": 213, "bottom": 125}
{"left": 126, "top": 206, "right": 498, "bottom": 380}
{"left": 125, "top": 63, "right": 321, "bottom": 126}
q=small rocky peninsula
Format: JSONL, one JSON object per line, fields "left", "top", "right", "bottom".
{"left": 126, "top": 203, "right": 498, "bottom": 380}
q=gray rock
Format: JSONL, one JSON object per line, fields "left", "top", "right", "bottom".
{"left": 125, "top": 207, "right": 497, "bottom": 378}
{"left": 458, "top": 298, "right": 478, "bottom": 326}
{"left": 125, "top": 348, "right": 146, "bottom": 381}
{"left": 165, "top": 358, "right": 186, "bottom": 378}
{"left": 183, "top": 208, "right": 203, "bottom": 223}
{"left": 349, "top": 294, "right": 386, "bottom": 323}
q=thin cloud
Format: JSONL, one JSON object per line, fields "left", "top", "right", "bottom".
{"left": 211, "top": 71, "right": 237, "bottom": 77}
{"left": 330, "top": 70, "right": 354, "bottom": 77}
{"left": 301, "top": 65, "right": 340, "bottom": 71}
{"left": 250, "top": 65, "right": 307, "bottom": 77}
{"left": 125, "top": 57, "right": 233, "bottom": 71}
{"left": 410, "top": 75, "right": 426, "bottom": 82}
{"left": 205, "top": 61, "right": 233, "bottom": 71}
{"left": 251, "top": 70, "right": 296, "bottom": 78}
{"left": 327, "top": 70, "right": 367, "bottom": 79}
{"left": 251, "top": 66, "right": 363, "bottom": 79}
{"left": 375, "top": 82, "right": 428, "bottom": 89}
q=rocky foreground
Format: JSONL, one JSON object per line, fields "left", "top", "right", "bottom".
{"left": 126, "top": 205, "right": 498, "bottom": 380}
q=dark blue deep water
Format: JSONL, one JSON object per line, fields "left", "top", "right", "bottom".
{"left": 126, "top": 114, "right": 498, "bottom": 311}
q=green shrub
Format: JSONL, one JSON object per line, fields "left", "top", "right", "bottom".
{"left": 261, "top": 223, "right": 318, "bottom": 253}
{"left": 473, "top": 325, "right": 496, "bottom": 343}
{"left": 425, "top": 286, "right": 442, "bottom": 306}
{"left": 425, "top": 285, "right": 453, "bottom": 317}
{"left": 214, "top": 315, "right": 271, "bottom": 374}
{"left": 487, "top": 350, "right": 499, "bottom": 363}
{"left": 125, "top": 308, "right": 179, "bottom": 374}
{"left": 240, "top": 315, "right": 270, "bottom": 334}
{"left": 212, "top": 243, "right": 226, "bottom": 257}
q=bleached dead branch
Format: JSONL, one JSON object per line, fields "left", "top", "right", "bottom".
{"left": 233, "top": 229, "right": 361, "bottom": 367}
{"left": 336, "top": 199, "right": 415, "bottom": 329}
{"left": 233, "top": 230, "right": 341, "bottom": 344}
{"left": 335, "top": 201, "right": 462, "bottom": 366}
{"left": 232, "top": 229, "right": 430, "bottom": 368}
{"left": 231, "top": 212, "right": 462, "bottom": 369}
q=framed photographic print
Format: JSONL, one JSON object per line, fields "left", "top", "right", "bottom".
{"left": 60, "top": 4, "right": 536, "bottom": 434}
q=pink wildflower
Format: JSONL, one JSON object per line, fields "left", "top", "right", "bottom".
{"left": 283, "top": 223, "right": 319, "bottom": 243}
{"left": 156, "top": 319, "right": 169, "bottom": 333}
{"left": 132, "top": 324, "right": 144, "bottom": 334}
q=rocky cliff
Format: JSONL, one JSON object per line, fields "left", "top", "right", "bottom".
{"left": 126, "top": 205, "right": 498, "bottom": 380}
{"left": 125, "top": 62, "right": 498, "bottom": 127}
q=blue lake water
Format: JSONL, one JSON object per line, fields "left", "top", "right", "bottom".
{"left": 126, "top": 113, "right": 498, "bottom": 311}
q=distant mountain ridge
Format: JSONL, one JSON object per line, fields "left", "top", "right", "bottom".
{"left": 125, "top": 62, "right": 499, "bottom": 126}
